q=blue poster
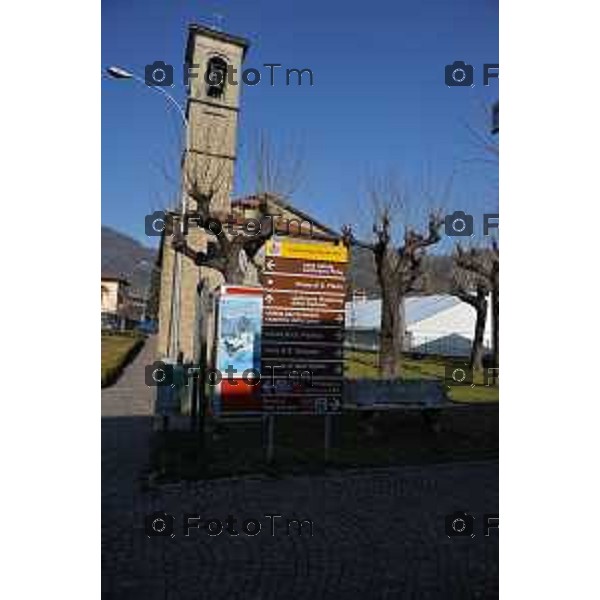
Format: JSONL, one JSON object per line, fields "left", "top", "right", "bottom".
{"left": 215, "top": 290, "right": 263, "bottom": 376}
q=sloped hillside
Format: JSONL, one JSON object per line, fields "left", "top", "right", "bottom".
{"left": 101, "top": 226, "right": 156, "bottom": 295}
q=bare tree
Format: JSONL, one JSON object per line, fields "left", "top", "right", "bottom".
{"left": 343, "top": 176, "right": 444, "bottom": 377}
{"left": 171, "top": 180, "right": 274, "bottom": 285}
{"left": 170, "top": 130, "right": 308, "bottom": 285}
{"left": 446, "top": 108, "right": 498, "bottom": 369}
{"left": 455, "top": 241, "right": 499, "bottom": 367}
{"left": 251, "top": 130, "right": 306, "bottom": 198}
{"left": 451, "top": 255, "right": 490, "bottom": 370}
{"left": 462, "top": 102, "right": 499, "bottom": 171}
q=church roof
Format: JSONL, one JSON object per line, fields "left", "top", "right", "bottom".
{"left": 231, "top": 193, "right": 340, "bottom": 239}
{"left": 101, "top": 272, "right": 129, "bottom": 285}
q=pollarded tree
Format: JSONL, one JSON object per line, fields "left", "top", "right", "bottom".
{"left": 450, "top": 254, "right": 490, "bottom": 371}
{"left": 251, "top": 129, "right": 306, "bottom": 199}
{"left": 343, "top": 185, "right": 443, "bottom": 378}
{"left": 455, "top": 241, "right": 499, "bottom": 367}
{"left": 170, "top": 179, "right": 274, "bottom": 285}
{"left": 171, "top": 129, "right": 309, "bottom": 284}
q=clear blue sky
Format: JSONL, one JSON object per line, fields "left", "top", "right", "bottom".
{"left": 102, "top": 0, "right": 498, "bottom": 249}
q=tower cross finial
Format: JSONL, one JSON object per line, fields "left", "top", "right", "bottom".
{"left": 211, "top": 13, "right": 224, "bottom": 31}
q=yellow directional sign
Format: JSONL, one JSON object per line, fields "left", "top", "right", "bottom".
{"left": 265, "top": 237, "right": 348, "bottom": 263}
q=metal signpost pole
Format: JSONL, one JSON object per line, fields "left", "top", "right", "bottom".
{"left": 324, "top": 413, "right": 332, "bottom": 462}
{"left": 265, "top": 414, "right": 275, "bottom": 464}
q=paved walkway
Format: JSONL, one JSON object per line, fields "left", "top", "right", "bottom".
{"left": 102, "top": 339, "right": 499, "bottom": 599}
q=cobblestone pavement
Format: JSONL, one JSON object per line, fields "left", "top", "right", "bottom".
{"left": 102, "top": 339, "right": 499, "bottom": 599}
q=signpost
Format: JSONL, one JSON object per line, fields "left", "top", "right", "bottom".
{"left": 210, "top": 238, "right": 349, "bottom": 463}
{"left": 260, "top": 237, "right": 348, "bottom": 416}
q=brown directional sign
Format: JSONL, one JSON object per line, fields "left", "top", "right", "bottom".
{"left": 261, "top": 376, "right": 342, "bottom": 395}
{"left": 263, "top": 290, "right": 345, "bottom": 311}
{"left": 263, "top": 256, "right": 347, "bottom": 279}
{"left": 262, "top": 395, "right": 342, "bottom": 414}
{"left": 261, "top": 325, "right": 343, "bottom": 344}
{"left": 261, "top": 380, "right": 343, "bottom": 397}
{"left": 263, "top": 308, "right": 344, "bottom": 325}
{"left": 262, "top": 344, "right": 343, "bottom": 360}
{"left": 261, "top": 238, "right": 348, "bottom": 414}
{"left": 263, "top": 274, "right": 346, "bottom": 294}
{"left": 262, "top": 358, "right": 345, "bottom": 378}
{"left": 263, "top": 380, "right": 344, "bottom": 395}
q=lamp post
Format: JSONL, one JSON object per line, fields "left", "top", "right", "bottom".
{"left": 491, "top": 101, "right": 499, "bottom": 135}
{"left": 106, "top": 65, "right": 190, "bottom": 359}
{"left": 126, "top": 258, "right": 153, "bottom": 323}
{"left": 106, "top": 66, "right": 188, "bottom": 126}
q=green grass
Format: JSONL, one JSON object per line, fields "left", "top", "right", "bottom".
{"left": 149, "top": 349, "right": 498, "bottom": 481}
{"left": 345, "top": 351, "right": 499, "bottom": 404}
{"left": 151, "top": 407, "right": 499, "bottom": 481}
{"left": 101, "top": 332, "right": 144, "bottom": 387}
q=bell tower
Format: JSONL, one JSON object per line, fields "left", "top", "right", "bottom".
{"left": 183, "top": 24, "right": 248, "bottom": 214}
{"left": 157, "top": 25, "right": 249, "bottom": 360}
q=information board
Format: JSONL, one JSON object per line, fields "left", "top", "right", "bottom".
{"left": 260, "top": 237, "right": 348, "bottom": 413}
{"left": 213, "top": 286, "right": 263, "bottom": 415}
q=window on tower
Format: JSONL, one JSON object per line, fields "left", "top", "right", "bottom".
{"left": 206, "top": 57, "right": 228, "bottom": 99}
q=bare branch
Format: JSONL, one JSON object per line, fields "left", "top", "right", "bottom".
{"left": 341, "top": 224, "right": 375, "bottom": 251}
{"left": 252, "top": 130, "right": 306, "bottom": 198}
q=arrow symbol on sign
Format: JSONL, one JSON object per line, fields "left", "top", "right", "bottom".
{"left": 265, "top": 294, "right": 274, "bottom": 304}
{"left": 266, "top": 259, "right": 275, "bottom": 270}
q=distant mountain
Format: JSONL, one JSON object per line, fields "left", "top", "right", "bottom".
{"left": 101, "top": 226, "right": 156, "bottom": 295}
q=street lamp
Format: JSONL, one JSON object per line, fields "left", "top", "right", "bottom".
{"left": 105, "top": 65, "right": 188, "bottom": 127}
{"left": 106, "top": 66, "right": 133, "bottom": 79}
{"left": 127, "top": 258, "right": 153, "bottom": 323}
{"left": 105, "top": 64, "right": 190, "bottom": 359}
{"left": 491, "top": 101, "right": 499, "bottom": 135}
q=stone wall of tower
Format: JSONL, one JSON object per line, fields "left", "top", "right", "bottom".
{"left": 156, "top": 26, "right": 247, "bottom": 361}
{"left": 184, "top": 30, "right": 245, "bottom": 215}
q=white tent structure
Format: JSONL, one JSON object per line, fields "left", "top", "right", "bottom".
{"left": 345, "top": 295, "right": 493, "bottom": 357}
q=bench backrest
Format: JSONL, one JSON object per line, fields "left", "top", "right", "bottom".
{"left": 344, "top": 378, "right": 447, "bottom": 408}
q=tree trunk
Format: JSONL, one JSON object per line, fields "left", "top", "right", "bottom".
{"left": 490, "top": 259, "right": 499, "bottom": 367}
{"left": 222, "top": 247, "right": 247, "bottom": 285}
{"left": 491, "top": 284, "right": 499, "bottom": 367}
{"left": 379, "top": 289, "right": 403, "bottom": 378}
{"left": 470, "top": 297, "right": 488, "bottom": 371}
